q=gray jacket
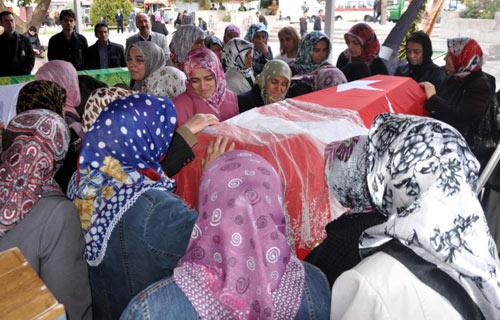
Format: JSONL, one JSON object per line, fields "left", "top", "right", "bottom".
{"left": 125, "top": 31, "right": 169, "bottom": 58}
{"left": 0, "top": 192, "right": 92, "bottom": 320}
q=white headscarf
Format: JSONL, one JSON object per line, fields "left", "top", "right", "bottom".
{"left": 143, "top": 66, "right": 187, "bottom": 99}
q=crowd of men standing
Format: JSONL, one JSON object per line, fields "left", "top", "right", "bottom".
{"left": 0, "top": 8, "right": 173, "bottom": 77}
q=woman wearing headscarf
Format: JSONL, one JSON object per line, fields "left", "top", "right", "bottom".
{"left": 224, "top": 38, "right": 255, "bottom": 95}
{"left": 331, "top": 113, "right": 500, "bottom": 320}
{"left": 288, "top": 64, "right": 347, "bottom": 98}
{"left": 420, "top": 38, "right": 497, "bottom": 167}
{"left": 238, "top": 59, "right": 292, "bottom": 112}
{"left": 169, "top": 25, "right": 206, "bottom": 69}
{"left": 395, "top": 31, "right": 446, "bottom": 89}
{"left": 173, "top": 47, "right": 238, "bottom": 126}
{"left": 121, "top": 151, "right": 331, "bottom": 320}
{"left": 289, "top": 31, "right": 331, "bottom": 76}
{"left": 35, "top": 61, "right": 85, "bottom": 192}
{"left": 127, "top": 41, "right": 166, "bottom": 91}
{"left": 16, "top": 80, "right": 66, "bottom": 115}
{"left": 336, "top": 22, "right": 388, "bottom": 77}
{"left": 82, "top": 86, "right": 217, "bottom": 177}
{"left": 204, "top": 35, "right": 224, "bottom": 63}
{"left": 0, "top": 110, "right": 92, "bottom": 320}
{"left": 223, "top": 24, "right": 240, "bottom": 44}
{"left": 245, "top": 23, "right": 273, "bottom": 75}
{"left": 68, "top": 93, "right": 198, "bottom": 320}
{"left": 142, "top": 66, "right": 187, "bottom": 99}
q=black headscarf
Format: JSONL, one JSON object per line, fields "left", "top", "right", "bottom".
{"left": 406, "top": 31, "right": 433, "bottom": 69}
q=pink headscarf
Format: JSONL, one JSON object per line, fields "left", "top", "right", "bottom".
{"left": 174, "top": 151, "right": 305, "bottom": 319}
{"left": 35, "top": 60, "right": 81, "bottom": 118}
{"left": 343, "top": 22, "right": 380, "bottom": 64}
{"left": 223, "top": 24, "right": 241, "bottom": 43}
{"left": 184, "top": 47, "right": 227, "bottom": 116}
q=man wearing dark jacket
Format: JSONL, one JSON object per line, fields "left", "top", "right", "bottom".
{"left": 48, "top": 9, "right": 88, "bottom": 70}
{"left": 395, "top": 31, "right": 446, "bottom": 90}
{"left": 84, "top": 22, "right": 126, "bottom": 70}
{"left": 0, "top": 11, "right": 34, "bottom": 76}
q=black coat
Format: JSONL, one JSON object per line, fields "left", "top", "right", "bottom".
{"left": 0, "top": 32, "right": 35, "bottom": 76}
{"left": 425, "top": 71, "right": 496, "bottom": 164}
{"left": 84, "top": 41, "right": 126, "bottom": 70}
{"left": 151, "top": 21, "right": 169, "bottom": 36}
{"left": 48, "top": 32, "right": 88, "bottom": 70}
{"left": 238, "top": 85, "right": 265, "bottom": 113}
{"left": 395, "top": 62, "right": 446, "bottom": 90}
{"left": 336, "top": 52, "right": 388, "bottom": 79}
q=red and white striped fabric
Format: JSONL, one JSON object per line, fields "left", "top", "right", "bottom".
{"left": 174, "top": 75, "right": 426, "bottom": 259}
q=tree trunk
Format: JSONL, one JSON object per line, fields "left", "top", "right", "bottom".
{"left": 0, "top": 0, "right": 51, "bottom": 33}
{"left": 380, "top": 0, "right": 387, "bottom": 24}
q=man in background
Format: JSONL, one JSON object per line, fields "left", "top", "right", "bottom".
{"left": 84, "top": 22, "right": 126, "bottom": 70}
{"left": 125, "top": 13, "right": 169, "bottom": 58}
{"left": 0, "top": 11, "right": 34, "bottom": 76}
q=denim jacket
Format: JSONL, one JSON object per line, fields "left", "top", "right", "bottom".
{"left": 120, "top": 261, "right": 331, "bottom": 319}
{"left": 89, "top": 189, "right": 198, "bottom": 320}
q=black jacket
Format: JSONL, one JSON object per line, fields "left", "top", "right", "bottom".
{"left": 336, "top": 52, "right": 388, "bottom": 78}
{"left": 0, "top": 32, "right": 35, "bottom": 76}
{"left": 151, "top": 21, "right": 169, "bottom": 36}
{"left": 395, "top": 62, "right": 446, "bottom": 90}
{"left": 23, "top": 32, "right": 43, "bottom": 51}
{"left": 238, "top": 85, "right": 265, "bottom": 113}
{"left": 48, "top": 31, "right": 88, "bottom": 70}
{"left": 84, "top": 41, "right": 126, "bottom": 70}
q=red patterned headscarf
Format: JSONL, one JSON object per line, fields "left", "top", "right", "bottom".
{"left": 343, "top": 22, "right": 380, "bottom": 64}
{"left": 447, "top": 37, "right": 483, "bottom": 79}
{"left": 0, "top": 109, "right": 70, "bottom": 237}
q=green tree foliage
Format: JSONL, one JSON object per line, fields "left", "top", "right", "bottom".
{"left": 199, "top": 0, "right": 211, "bottom": 9}
{"left": 461, "top": 0, "right": 500, "bottom": 19}
{"left": 90, "top": 0, "right": 133, "bottom": 26}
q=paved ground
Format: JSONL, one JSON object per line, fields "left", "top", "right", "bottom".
{"left": 36, "top": 16, "right": 500, "bottom": 89}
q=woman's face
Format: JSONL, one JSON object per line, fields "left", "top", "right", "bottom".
{"left": 244, "top": 50, "right": 253, "bottom": 68}
{"left": 190, "top": 68, "right": 216, "bottom": 98}
{"left": 311, "top": 39, "right": 329, "bottom": 64}
{"left": 265, "top": 76, "right": 289, "bottom": 101}
{"left": 279, "top": 33, "right": 295, "bottom": 55}
{"left": 345, "top": 35, "right": 363, "bottom": 58}
{"left": 192, "top": 38, "right": 205, "bottom": 50}
{"left": 210, "top": 44, "right": 223, "bottom": 61}
{"left": 226, "top": 31, "right": 239, "bottom": 42}
{"left": 127, "top": 47, "right": 145, "bottom": 81}
{"left": 444, "top": 52, "right": 456, "bottom": 74}
{"left": 253, "top": 31, "right": 267, "bottom": 46}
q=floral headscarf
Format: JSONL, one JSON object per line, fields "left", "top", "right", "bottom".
{"left": 82, "top": 87, "right": 134, "bottom": 132}
{"left": 361, "top": 113, "right": 500, "bottom": 319}
{"left": 128, "top": 42, "right": 167, "bottom": 90}
{"left": 174, "top": 151, "right": 305, "bottom": 319}
{"left": 16, "top": 80, "right": 66, "bottom": 116}
{"left": 290, "top": 31, "right": 331, "bottom": 75}
{"left": 245, "top": 23, "right": 268, "bottom": 43}
{"left": 0, "top": 110, "right": 69, "bottom": 237}
{"left": 292, "top": 65, "right": 347, "bottom": 91}
{"left": 68, "top": 93, "right": 177, "bottom": 266}
{"left": 343, "top": 22, "right": 380, "bottom": 64}
{"left": 447, "top": 37, "right": 483, "bottom": 79}
{"left": 256, "top": 59, "right": 292, "bottom": 105}
{"left": 184, "top": 48, "right": 227, "bottom": 114}
{"left": 324, "top": 135, "right": 374, "bottom": 217}
{"left": 170, "top": 25, "right": 206, "bottom": 66}
{"left": 143, "top": 66, "right": 186, "bottom": 99}
{"left": 223, "top": 38, "right": 254, "bottom": 78}
{"left": 223, "top": 24, "right": 241, "bottom": 43}
{"left": 35, "top": 60, "right": 81, "bottom": 119}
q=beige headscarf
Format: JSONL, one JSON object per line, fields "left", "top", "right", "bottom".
{"left": 256, "top": 59, "right": 292, "bottom": 104}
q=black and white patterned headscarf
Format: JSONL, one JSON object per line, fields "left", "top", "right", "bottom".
{"left": 223, "top": 37, "right": 254, "bottom": 78}
{"left": 361, "top": 113, "right": 500, "bottom": 318}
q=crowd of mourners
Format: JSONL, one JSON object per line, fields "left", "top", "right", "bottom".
{"left": 1, "top": 7, "right": 500, "bottom": 320}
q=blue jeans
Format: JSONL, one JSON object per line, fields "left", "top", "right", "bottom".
{"left": 120, "top": 261, "right": 331, "bottom": 319}
{"left": 89, "top": 189, "right": 198, "bottom": 320}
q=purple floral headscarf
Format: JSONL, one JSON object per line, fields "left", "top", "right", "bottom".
{"left": 174, "top": 150, "right": 305, "bottom": 319}
{"left": 184, "top": 47, "right": 228, "bottom": 114}
{"left": 224, "top": 24, "right": 241, "bottom": 44}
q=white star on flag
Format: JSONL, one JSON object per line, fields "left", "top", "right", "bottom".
{"left": 336, "top": 80, "right": 383, "bottom": 93}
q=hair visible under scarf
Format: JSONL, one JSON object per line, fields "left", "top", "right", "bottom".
{"left": 35, "top": 60, "right": 81, "bottom": 119}
{"left": 169, "top": 25, "right": 206, "bottom": 66}
{"left": 143, "top": 66, "right": 186, "bottom": 99}
{"left": 82, "top": 87, "right": 134, "bottom": 132}
{"left": 174, "top": 150, "right": 305, "bottom": 319}
{"left": 407, "top": 31, "right": 433, "bottom": 66}
{"left": 184, "top": 47, "right": 227, "bottom": 115}
{"left": 223, "top": 38, "right": 254, "bottom": 78}
{"left": 361, "top": 113, "right": 500, "bottom": 319}
{"left": 16, "top": 80, "right": 66, "bottom": 115}
{"left": 223, "top": 24, "right": 240, "bottom": 43}
{"left": 245, "top": 22, "right": 268, "bottom": 43}
{"left": 292, "top": 64, "right": 347, "bottom": 91}
{"left": 67, "top": 93, "right": 177, "bottom": 266}
{"left": 447, "top": 37, "right": 483, "bottom": 79}
{"left": 0, "top": 109, "right": 70, "bottom": 237}
{"left": 256, "top": 59, "right": 292, "bottom": 105}
{"left": 343, "top": 22, "right": 380, "bottom": 64}
{"left": 128, "top": 41, "right": 167, "bottom": 90}
{"left": 290, "top": 31, "right": 331, "bottom": 75}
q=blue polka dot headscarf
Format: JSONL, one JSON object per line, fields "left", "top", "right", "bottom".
{"left": 69, "top": 93, "right": 177, "bottom": 266}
